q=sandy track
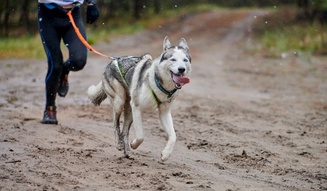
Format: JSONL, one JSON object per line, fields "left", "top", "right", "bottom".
{"left": 1, "top": 9, "right": 326, "bottom": 191}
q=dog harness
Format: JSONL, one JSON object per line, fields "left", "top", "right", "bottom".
{"left": 149, "top": 85, "right": 162, "bottom": 105}
{"left": 113, "top": 59, "right": 129, "bottom": 87}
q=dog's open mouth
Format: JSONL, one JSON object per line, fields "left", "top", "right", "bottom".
{"left": 170, "top": 71, "right": 190, "bottom": 89}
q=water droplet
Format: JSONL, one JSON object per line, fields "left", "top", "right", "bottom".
{"left": 174, "top": 5, "right": 178, "bottom": 8}
{"left": 39, "top": 18, "right": 43, "bottom": 22}
{"left": 65, "top": 44, "right": 69, "bottom": 47}
{"left": 265, "top": 21, "right": 268, "bottom": 24}
{"left": 254, "top": 15, "right": 257, "bottom": 19}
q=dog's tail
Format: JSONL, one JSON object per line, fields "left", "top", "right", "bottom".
{"left": 87, "top": 81, "right": 107, "bottom": 105}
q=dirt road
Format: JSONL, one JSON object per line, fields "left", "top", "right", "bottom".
{"left": 1, "top": 9, "right": 326, "bottom": 191}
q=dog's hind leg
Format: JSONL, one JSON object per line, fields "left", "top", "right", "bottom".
{"left": 122, "top": 97, "right": 133, "bottom": 158}
{"left": 130, "top": 105, "right": 144, "bottom": 150}
{"left": 111, "top": 94, "right": 126, "bottom": 151}
{"left": 158, "top": 108, "right": 176, "bottom": 161}
{"left": 112, "top": 107, "right": 124, "bottom": 151}
{"left": 104, "top": 79, "right": 126, "bottom": 151}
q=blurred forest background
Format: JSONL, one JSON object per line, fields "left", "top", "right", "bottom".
{"left": 0, "top": 0, "right": 327, "bottom": 58}
{"left": 1, "top": 0, "right": 327, "bottom": 37}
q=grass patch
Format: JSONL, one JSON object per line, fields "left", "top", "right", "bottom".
{"left": 0, "top": 36, "right": 45, "bottom": 59}
{"left": 252, "top": 7, "right": 327, "bottom": 56}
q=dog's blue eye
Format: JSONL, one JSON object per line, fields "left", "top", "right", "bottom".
{"left": 183, "top": 59, "right": 188, "bottom": 62}
{"left": 171, "top": 58, "right": 176, "bottom": 62}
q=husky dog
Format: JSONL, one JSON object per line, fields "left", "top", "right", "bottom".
{"left": 87, "top": 36, "right": 191, "bottom": 161}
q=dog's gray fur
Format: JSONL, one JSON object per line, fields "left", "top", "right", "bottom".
{"left": 87, "top": 36, "right": 191, "bottom": 161}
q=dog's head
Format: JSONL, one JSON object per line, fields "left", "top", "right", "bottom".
{"left": 158, "top": 36, "right": 192, "bottom": 89}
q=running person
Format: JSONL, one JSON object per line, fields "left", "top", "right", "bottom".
{"left": 38, "top": 0, "right": 99, "bottom": 124}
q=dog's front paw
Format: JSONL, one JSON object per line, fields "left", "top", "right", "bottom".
{"left": 130, "top": 138, "right": 143, "bottom": 150}
{"left": 161, "top": 150, "right": 171, "bottom": 161}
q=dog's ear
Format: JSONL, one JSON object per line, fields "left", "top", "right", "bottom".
{"left": 163, "top": 36, "right": 171, "bottom": 51}
{"left": 179, "top": 38, "right": 189, "bottom": 51}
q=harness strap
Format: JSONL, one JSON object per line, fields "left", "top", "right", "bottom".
{"left": 149, "top": 87, "right": 162, "bottom": 106}
{"left": 143, "top": 74, "right": 162, "bottom": 106}
{"left": 113, "top": 59, "right": 129, "bottom": 87}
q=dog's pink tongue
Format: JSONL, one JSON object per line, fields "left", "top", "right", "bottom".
{"left": 173, "top": 75, "right": 190, "bottom": 86}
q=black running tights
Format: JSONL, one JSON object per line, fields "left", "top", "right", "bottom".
{"left": 38, "top": 3, "right": 87, "bottom": 109}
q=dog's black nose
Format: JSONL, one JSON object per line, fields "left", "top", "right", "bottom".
{"left": 178, "top": 67, "right": 186, "bottom": 74}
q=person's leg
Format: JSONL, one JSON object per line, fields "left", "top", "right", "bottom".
{"left": 63, "top": 7, "right": 87, "bottom": 71}
{"left": 58, "top": 7, "right": 88, "bottom": 97}
{"left": 38, "top": 4, "right": 65, "bottom": 124}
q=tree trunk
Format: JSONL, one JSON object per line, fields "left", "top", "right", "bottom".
{"left": 19, "top": 0, "right": 31, "bottom": 33}
{"left": 3, "top": 0, "right": 10, "bottom": 37}
{"left": 134, "top": 0, "right": 142, "bottom": 19}
{"left": 154, "top": 0, "right": 160, "bottom": 14}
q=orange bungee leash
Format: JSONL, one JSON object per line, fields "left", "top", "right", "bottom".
{"left": 67, "top": 5, "right": 114, "bottom": 59}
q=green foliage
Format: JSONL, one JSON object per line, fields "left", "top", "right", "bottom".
{"left": 260, "top": 23, "right": 327, "bottom": 55}
{"left": 0, "top": 36, "right": 45, "bottom": 59}
{"left": 252, "top": 8, "right": 327, "bottom": 56}
{"left": 309, "top": 0, "right": 327, "bottom": 9}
